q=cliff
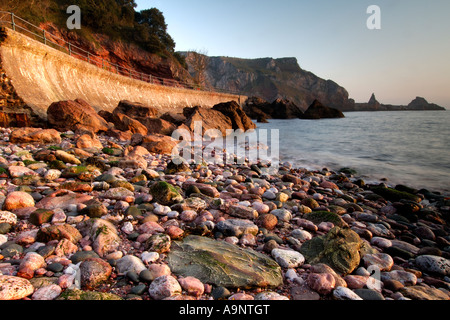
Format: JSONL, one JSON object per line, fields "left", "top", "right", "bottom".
{"left": 40, "top": 22, "right": 193, "bottom": 86}
{"left": 181, "top": 53, "right": 355, "bottom": 112}
{"left": 355, "top": 94, "right": 446, "bottom": 112}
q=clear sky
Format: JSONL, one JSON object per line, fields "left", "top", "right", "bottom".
{"left": 135, "top": 0, "right": 450, "bottom": 108}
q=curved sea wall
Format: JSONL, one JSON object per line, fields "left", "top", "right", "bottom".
{"left": 0, "top": 27, "right": 245, "bottom": 121}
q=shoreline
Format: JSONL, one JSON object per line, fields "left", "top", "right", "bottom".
{"left": 0, "top": 126, "right": 449, "bottom": 301}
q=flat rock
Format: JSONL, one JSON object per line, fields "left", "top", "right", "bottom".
{"left": 271, "top": 248, "right": 305, "bottom": 268}
{"left": 0, "top": 275, "right": 34, "bottom": 300}
{"left": 401, "top": 285, "right": 449, "bottom": 300}
{"left": 414, "top": 255, "right": 450, "bottom": 276}
{"left": 216, "top": 219, "right": 259, "bottom": 237}
{"left": 168, "top": 235, "right": 283, "bottom": 289}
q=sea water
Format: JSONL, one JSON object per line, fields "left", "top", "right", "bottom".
{"left": 256, "top": 111, "right": 450, "bottom": 195}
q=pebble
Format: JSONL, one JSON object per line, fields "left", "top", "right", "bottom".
{"left": 148, "top": 275, "right": 182, "bottom": 300}
{"left": 178, "top": 276, "right": 205, "bottom": 297}
{"left": 307, "top": 272, "right": 336, "bottom": 295}
{"left": 254, "top": 291, "right": 289, "bottom": 300}
{"left": 271, "top": 248, "right": 305, "bottom": 268}
{"left": 31, "top": 284, "right": 62, "bottom": 300}
{"left": 332, "top": 286, "right": 363, "bottom": 300}
{"left": 141, "top": 251, "right": 160, "bottom": 264}
{"left": 414, "top": 255, "right": 450, "bottom": 276}
{"left": 0, "top": 126, "right": 448, "bottom": 302}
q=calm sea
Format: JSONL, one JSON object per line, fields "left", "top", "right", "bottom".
{"left": 255, "top": 111, "right": 450, "bottom": 195}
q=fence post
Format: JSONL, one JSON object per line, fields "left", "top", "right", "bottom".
{"left": 68, "top": 43, "right": 71, "bottom": 56}
{"left": 11, "top": 12, "right": 15, "bottom": 31}
{"left": 87, "top": 52, "right": 90, "bottom": 64}
{"left": 43, "top": 30, "right": 46, "bottom": 45}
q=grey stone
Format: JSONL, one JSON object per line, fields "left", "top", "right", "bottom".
{"left": 216, "top": 219, "right": 258, "bottom": 237}
{"left": 414, "top": 255, "right": 450, "bottom": 276}
{"left": 167, "top": 235, "right": 283, "bottom": 289}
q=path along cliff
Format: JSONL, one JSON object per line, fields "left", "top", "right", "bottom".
{"left": 0, "top": 26, "right": 245, "bottom": 126}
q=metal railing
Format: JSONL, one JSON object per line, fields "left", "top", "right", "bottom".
{"left": 0, "top": 11, "right": 241, "bottom": 96}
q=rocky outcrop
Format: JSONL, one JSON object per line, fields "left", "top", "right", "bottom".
{"left": 181, "top": 53, "right": 355, "bottom": 112}
{"left": 168, "top": 235, "right": 283, "bottom": 289}
{"left": 355, "top": 94, "right": 446, "bottom": 111}
{"left": 300, "top": 100, "right": 345, "bottom": 119}
{"left": 183, "top": 106, "right": 233, "bottom": 136}
{"left": 212, "top": 101, "right": 256, "bottom": 131}
{"left": 47, "top": 99, "right": 109, "bottom": 133}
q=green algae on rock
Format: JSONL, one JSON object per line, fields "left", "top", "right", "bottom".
{"left": 300, "top": 227, "right": 362, "bottom": 276}
{"left": 58, "top": 288, "right": 122, "bottom": 300}
{"left": 167, "top": 235, "right": 283, "bottom": 289}
{"left": 149, "top": 181, "right": 183, "bottom": 205}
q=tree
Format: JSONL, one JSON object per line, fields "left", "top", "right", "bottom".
{"left": 134, "top": 8, "right": 175, "bottom": 53}
{"left": 186, "top": 49, "right": 209, "bottom": 86}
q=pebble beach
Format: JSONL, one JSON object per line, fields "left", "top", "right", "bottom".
{"left": 0, "top": 126, "right": 449, "bottom": 302}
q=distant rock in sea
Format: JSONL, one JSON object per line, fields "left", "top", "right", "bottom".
{"left": 300, "top": 100, "right": 345, "bottom": 119}
{"left": 243, "top": 97, "right": 344, "bottom": 120}
{"left": 354, "top": 94, "right": 446, "bottom": 111}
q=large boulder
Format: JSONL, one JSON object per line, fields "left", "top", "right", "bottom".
{"left": 300, "top": 100, "right": 345, "bottom": 119}
{"left": 111, "top": 112, "right": 148, "bottom": 135}
{"left": 167, "top": 235, "right": 283, "bottom": 289}
{"left": 141, "top": 134, "right": 179, "bottom": 155}
{"left": 299, "top": 227, "right": 362, "bottom": 276}
{"left": 140, "top": 118, "right": 176, "bottom": 136}
{"left": 10, "top": 128, "right": 61, "bottom": 144}
{"left": 270, "top": 98, "right": 304, "bottom": 119}
{"left": 212, "top": 101, "right": 256, "bottom": 131}
{"left": 183, "top": 106, "right": 232, "bottom": 136}
{"left": 47, "top": 99, "right": 109, "bottom": 133}
{"left": 113, "top": 100, "right": 159, "bottom": 119}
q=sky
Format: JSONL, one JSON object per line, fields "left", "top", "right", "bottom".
{"left": 135, "top": 0, "right": 450, "bottom": 108}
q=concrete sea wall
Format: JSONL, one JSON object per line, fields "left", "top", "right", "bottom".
{"left": 0, "top": 27, "right": 246, "bottom": 121}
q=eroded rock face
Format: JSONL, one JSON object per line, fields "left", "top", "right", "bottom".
{"left": 167, "top": 235, "right": 283, "bottom": 289}
{"left": 300, "top": 227, "right": 362, "bottom": 276}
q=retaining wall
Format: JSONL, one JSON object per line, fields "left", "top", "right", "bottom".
{"left": 0, "top": 27, "right": 246, "bottom": 121}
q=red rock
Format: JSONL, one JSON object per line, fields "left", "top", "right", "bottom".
{"left": 319, "top": 181, "right": 339, "bottom": 190}
{"left": 0, "top": 276, "right": 34, "bottom": 300}
{"left": 113, "top": 100, "right": 159, "bottom": 119}
{"left": 307, "top": 272, "right": 336, "bottom": 295}
{"left": 10, "top": 127, "right": 61, "bottom": 144}
{"left": 47, "top": 99, "right": 109, "bottom": 133}
{"left": 183, "top": 106, "right": 233, "bottom": 136}
{"left": 75, "top": 133, "right": 103, "bottom": 149}
{"left": 178, "top": 276, "right": 205, "bottom": 297}
{"left": 140, "top": 118, "right": 176, "bottom": 135}
{"left": 141, "top": 134, "right": 179, "bottom": 155}
{"left": 17, "top": 252, "right": 46, "bottom": 279}
{"left": 344, "top": 275, "right": 369, "bottom": 289}
{"left": 212, "top": 101, "right": 256, "bottom": 131}
{"left": 80, "top": 257, "right": 112, "bottom": 290}
{"left": 112, "top": 112, "right": 148, "bottom": 135}
{"left": 256, "top": 214, "right": 278, "bottom": 230}
{"left": 165, "top": 225, "right": 184, "bottom": 239}
{"left": 3, "top": 191, "right": 35, "bottom": 211}
{"left": 138, "top": 221, "right": 165, "bottom": 234}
